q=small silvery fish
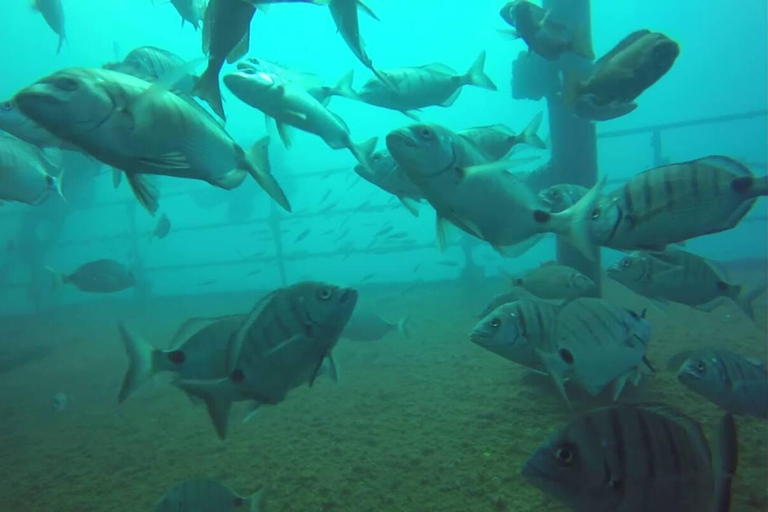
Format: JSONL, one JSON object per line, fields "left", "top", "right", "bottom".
{"left": 470, "top": 299, "right": 559, "bottom": 373}
{"left": 608, "top": 248, "right": 763, "bottom": 319}
{"left": 47, "top": 259, "right": 136, "bottom": 293}
{"left": 547, "top": 298, "right": 652, "bottom": 403}
{"left": 341, "top": 310, "right": 410, "bottom": 342}
{"left": 522, "top": 404, "right": 738, "bottom": 512}
{"left": 499, "top": 1, "right": 594, "bottom": 61}
{"left": 34, "top": 0, "right": 66, "bottom": 54}
{"left": 151, "top": 213, "right": 172, "bottom": 240}
{"left": 563, "top": 30, "right": 679, "bottom": 121}
{"left": 178, "top": 282, "right": 358, "bottom": 439}
{"left": 356, "top": 52, "right": 497, "bottom": 118}
{"left": 535, "top": 156, "right": 768, "bottom": 260}
{"left": 117, "top": 315, "right": 245, "bottom": 403}
{"left": 154, "top": 478, "right": 265, "bottom": 512}
{"left": 508, "top": 261, "right": 596, "bottom": 301}
{"left": 675, "top": 348, "right": 767, "bottom": 420}
{"left": 0, "top": 131, "right": 63, "bottom": 205}
{"left": 538, "top": 183, "right": 589, "bottom": 213}
{"left": 457, "top": 112, "right": 546, "bottom": 161}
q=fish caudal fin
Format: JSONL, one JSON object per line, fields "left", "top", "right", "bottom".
{"left": 349, "top": 136, "right": 378, "bottom": 169}
{"left": 333, "top": 70, "right": 359, "bottom": 100}
{"left": 570, "top": 26, "right": 595, "bottom": 60}
{"left": 464, "top": 51, "right": 497, "bottom": 91}
{"left": 520, "top": 112, "right": 546, "bottom": 149}
{"left": 176, "top": 378, "right": 235, "bottom": 439}
{"left": 715, "top": 413, "right": 738, "bottom": 512}
{"left": 249, "top": 486, "right": 268, "bottom": 512}
{"left": 397, "top": 315, "right": 411, "bottom": 339}
{"left": 244, "top": 138, "right": 292, "bottom": 212}
{"left": 532, "top": 178, "right": 606, "bottom": 261}
{"left": 731, "top": 282, "right": 765, "bottom": 321}
{"left": 117, "top": 322, "right": 161, "bottom": 404}
{"left": 45, "top": 266, "right": 67, "bottom": 291}
{"left": 193, "top": 62, "right": 226, "bottom": 120}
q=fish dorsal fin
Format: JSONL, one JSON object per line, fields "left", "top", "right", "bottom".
{"left": 228, "top": 291, "right": 278, "bottom": 370}
{"left": 695, "top": 155, "right": 752, "bottom": 177}
{"left": 169, "top": 314, "right": 247, "bottom": 350}
{"left": 595, "top": 30, "right": 652, "bottom": 70}
{"left": 356, "top": 0, "right": 380, "bottom": 21}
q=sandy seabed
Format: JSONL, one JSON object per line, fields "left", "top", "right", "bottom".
{"left": 0, "top": 279, "right": 766, "bottom": 512}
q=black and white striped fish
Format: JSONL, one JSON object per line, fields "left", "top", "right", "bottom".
{"left": 179, "top": 282, "right": 357, "bottom": 439}
{"left": 154, "top": 478, "right": 265, "bottom": 512}
{"left": 523, "top": 404, "right": 739, "bottom": 512}
{"left": 535, "top": 156, "right": 767, "bottom": 259}
{"left": 674, "top": 348, "right": 768, "bottom": 419}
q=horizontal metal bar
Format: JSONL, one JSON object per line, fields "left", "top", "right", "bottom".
{"left": 598, "top": 109, "right": 768, "bottom": 139}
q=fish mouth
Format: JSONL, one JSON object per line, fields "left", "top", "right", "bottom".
{"left": 339, "top": 287, "right": 359, "bottom": 305}
{"left": 521, "top": 458, "right": 556, "bottom": 485}
{"left": 386, "top": 130, "right": 417, "bottom": 151}
{"left": 469, "top": 332, "right": 488, "bottom": 344}
{"left": 676, "top": 365, "right": 699, "bottom": 382}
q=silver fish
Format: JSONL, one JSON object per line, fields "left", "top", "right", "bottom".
{"left": 676, "top": 348, "right": 767, "bottom": 420}
{"left": 154, "top": 479, "right": 265, "bottom": 512}
{"left": 509, "top": 261, "right": 596, "bottom": 301}
{"left": 341, "top": 310, "right": 410, "bottom": 342}
{"left": 353, "top": 149, "right": 423, "bottom": 215}
{"left": 0, "top": 131, "right": 62, "bottom": 205}
{"left": 178, "top": 282, "right": 357, "bottom": 439}
{"left": 458, "top": 112, "right": 545, "bottom": 161}
{"left": 0, "top": 100, "right": 76, "bottom": 149}
{"left": 169, "top": 0, "right": 208, "bottom": 30}
{"left": 52, "top": 392, "right": 71, "bottom": 412}
{"left": 475, "top": 287, "right": 551, "bottom": 318}
{"left": 538, "top": 183, "right": 589, "bottom": 213}
{"left": 34, "top": 0, "right": 66, "bottom": 54}
{"left": 522, "top": 404, "right": 738, "bottom": 512}
{"left": 14, "top": 68, "right": 291, "bottom": 215}
{"left": 48, "top": 259, "right": 135, "bottom": 293}
{"left": 103, "top": 46, "right": 198, "bottom": 95}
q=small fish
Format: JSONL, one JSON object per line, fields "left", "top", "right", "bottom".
{"left": 522, "top": 404, "right": 738, "bottom": 512}
{"left": 52, "top": 392, "right": 71, "bottom": 412}
{"left": 154, "top": 478, "right": 266, "bottom": 512}
{"left": 342, "top": 310, "right": 410, "bottom": 342}
{"left": 361, "top": 273, "right": 376, "bottom": 281}
{"left": 674, "top": 348, "right": 767, "bottom": 419}
{"left": 151, "top": 213, "right": 172, "bottom": 240}
{"left": 34, "top": 0, "right": 67, "bottom": 54}
{"left": 386, "top": 232, "right": 409, "bottom": 240}
{"left": 246, "top": 268, "right": 262, "bottom": 276}
{"left": 608, "top": 248, "right": 763, "bottom": 319}
{"left": 47, "top": 259, "right": 135, "bottom": 293}
{"left": 319, "top": 189, "right": 333, "bottom": 203}
{"left": 294, "top": 228, "right": 311, "bottom": 242}
{"left": 538, "top": 183, "right": 589, "bottom": 213}
{"left": 168, "top": 0, "right": 208, "bottom": 30}
{"left": 499, "top": 1, "right": 593, "bottom": 61}
{"left": 563, "top": 30, "right": 679, "bottom": 121}
{"left": 376, "top": 225, "right": 394, "bottom": 236}
{"left": 534, "top": 156, "right": 768, "bottom": 260}
{"left": 458, "top": 112, "right": 546, "bottom": 161}
{"left": 508, "top": 261, "right": 596, "bottom": 301}
{"left": 0, "top": 131, "right": 63, "bottom": 205}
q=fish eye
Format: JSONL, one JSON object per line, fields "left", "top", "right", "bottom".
{"left": 695, "top": 361, "right": 706, "bottom": 373}
{"left": 317, "top": 287, "right": 333, "bottom": 301}
{"left": 550, "top": 190, "right": 560, "bottom": 199}
{"left": 621, "top": 258, "right": 631, "bottom": 268}
{"left": 0, "top": 101, "right": 11, "bottom": 111}
{"left": 418, "top": 127, "right": 434, "bottom": 139}
{"left": 373, "top": 154, "right": 382, "bottom": 161}
{"left": 555, "top": 446, "right": 574, "bottom": 466}
{"left": 54, "top": 77, "right": 79, "bottom": 92}
{"left": 591, "top": 207, "right": 601, "bottom": 220}
{"left": 490, "top": 317, "right": 501, "bottom": 329}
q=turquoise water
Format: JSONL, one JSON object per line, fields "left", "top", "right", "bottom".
{"left": 0, "top": 1, "right": 766, "bottom": 511}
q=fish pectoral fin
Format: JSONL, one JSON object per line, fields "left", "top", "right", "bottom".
{"left": 241, "top": 401, "right": 263, "bottom": 425}
{"left": 275, "top": 121, "right": 293, "bottom": 149}
{"left": 536, "top": 349, "right": 572, "bottom": 407}
{"left": 309, "top": 352, "right": 329, "bottom": 388}
{"left": 141, "top": 151, "right": 192, "bottom": 171}
{"left": 493, "top": 234, "right": 545, "bottom": 258}
{"left": 125, "top": 173, "right": 160, "bottom": 215}
{"left": 440, "top": 88, "right": 462, "bottom": 107}
{"left": 611, "top": 373, "right": 630, "bottom": 401}
{"left": 435, "top": 214, "right": 448, "bottom": 252}
{"left": 324, "top": 353, "right": 340, "bottom": 384}
{"left": 398, "top": 196, "right": 420, "bottom": 217}
{"left": 694, "top": 297, "right": 726, "bottom": 313}
{"left": 356, "top": 0, "right": 381, "bottom": 21}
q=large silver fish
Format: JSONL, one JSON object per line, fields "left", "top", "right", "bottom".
{"left": 0, "top": 100, "right": 76, "bottom": 149}
{"left": 224, "top": 69, "right": 376, "bottom": 165}
{"left": 357, "top": 52, "right": 497, "bottom": 117}
{"left": 535, "top": 156, "right": 768, "bottom": 260}
{"left": 675, "top": 348, "right": 768, "bottom": 420}
{"left": 154, "top": 479, "right": 265, "bottom": 512}
{"left": 0, "top": 131, "right": 63, "bottom": 205}
{"left": 523, "top": 404, "right": 738, "bottom": 512}
{"left": 457, "top": 112, "right": 545, "bottom": 161}
{"left": 14, "top": 68, "right": 291, "bottom": 215}
{"left": 508, "top": 261, "right": 596, "bottom": 301}
{"left": 608, "top": 248, "right": 763, "bottom": 319}
{"left": 353, "top": 149, "right": 423, "bottom": 215}
{"left": 34, "top": 0, "right": 66, "bottom": 54}
{"left": 178, "top": 282, "right": 357, "bottom": 439}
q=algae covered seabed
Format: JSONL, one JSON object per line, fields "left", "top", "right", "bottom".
{"left": 0, "top": 280, "right": 766, "bottom": 512}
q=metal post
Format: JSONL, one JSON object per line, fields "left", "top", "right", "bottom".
{"left": 127, "top": 201, "right": 148, "bottom": 301}
{"left": 543, "top": 0, "right": 601, "bottom": 293}
{"left": 650, "top": 129, "right": 663, "bottom": 167}
{"left": 269, "top": 202, "right": 287, "bottom": 286}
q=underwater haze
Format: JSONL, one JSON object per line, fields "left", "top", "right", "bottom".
{"left": 0, "top": 0, "right": 767, "bottom": 511}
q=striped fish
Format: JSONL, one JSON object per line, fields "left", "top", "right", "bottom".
{"left": 475, "top": 287, "right": 544, "bottom": 318}
{"left": 179, "top": 282, "right": 358, "bottom": 439}
{"left": 535, "top": 156, "right": 768, "bottom": 259}
{"left": 608, "top": 248, "right": 763, "bottom": 319}
{"left": 545, "top": 298, "right": 652, "bottom": 404}
{"left": 676, "top": 348, "right": 768, "bottom": 419}
{"left": 470, "top": 299, "right": 559, "bottom": 373}
{"left": 154, "top": 478, "right": 265, "bottom": 512}
{"left": 522, "top": 404, "right": 738, "bottom": 512}
{"left": 538, "top": 183, "right": 589, "bottom": 213}
{"left": 357, "top": 52, "right": 497, "bottom": 117}
{"left": 116, "top": 315, "right": 245, "bottom": 403}
{"left": 458, "top": 112, "right": 546, "bottom": 161}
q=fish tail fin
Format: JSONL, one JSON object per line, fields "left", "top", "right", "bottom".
{"left": 464, "top": 51, "right": 497, "bottom": 91}
{"left": 56, "top": 33, "right": 66, "bottom": 54}
{"left": 349, "top": 136, "right": 378, "bottom": 169}
{"left": 398, "top": 196, "right": 420, "bottom": 217}
{"left": 249, "top": 486, "right": 268, "bottom": 512}
{"left": 562, "top": 69, "right": 582, "bottom": 107}
{"left": 193, "top": 62, "right": 226, "bottom": 120}
{"left": 243, "top": 137, "right": 292, "bottom": 212}
{"left": 45, "top": 266, "right": 67, "bottom": 290}
{"left": 111, "top": 168, "right": 122, "bottom": 189}
{"left": 176, "top": 378, "right": 235, "bottom": 439}
{"left": 520, "top": 111, "right": 546, "bottom": 149}
{"left": 117, "top": 322, "right": 165, "bottom": 403}
{"left": 334, "top": 70, "right": 358, "bottom": 100}
{"left": 397, "top": 315, "right": 411, "bottom": 339}
{"left": 715, "top": 413, "right": 738, "bottom": 512}
{"left": 731, "top": 282, "right": 765, "bottom": 321}
{"left": 531, "top": 178, "right": 605, "bottom": 261}
{"left": 570, "top": 26, "right": 595, "bottom": 60}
